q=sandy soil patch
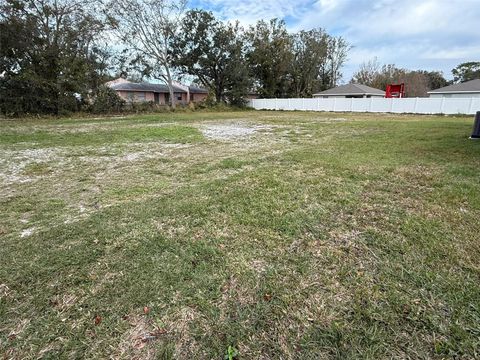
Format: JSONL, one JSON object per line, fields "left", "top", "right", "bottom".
{"left": 116, "top": 314, "right": 166, "bottom": 360}
{"left": 20, "top": 227, "right": 35, "bottom": 238}
{"left": 0, "top": 148, "right": 61, "bottom": 186}
{"left": 200, "top": 123, "right": 273, "bottom": 140}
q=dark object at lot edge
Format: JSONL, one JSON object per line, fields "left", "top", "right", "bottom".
{"left": 471, "top": 111, "right": 480, "bottom": 139}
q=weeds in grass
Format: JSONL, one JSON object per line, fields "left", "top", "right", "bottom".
{"left": 225, "top": 345, "right": 239, "bottom": 360}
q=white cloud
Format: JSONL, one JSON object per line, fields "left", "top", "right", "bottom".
{"left": 191, "top": 0, "right": 480, "bottom": 80}
{"left": 297, "top": 0, "right": 480, "bottom": 79}
{"left": 192, "top": 0, "right": 313, "bottom": 25}
{"left": 421, "top": 45, "right": 480, "bottom": 60}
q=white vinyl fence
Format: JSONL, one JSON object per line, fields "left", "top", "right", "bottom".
{"left": 249, "top": 97, "right": 480, "bottom": 115}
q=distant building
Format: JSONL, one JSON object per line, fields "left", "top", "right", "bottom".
{"left": 428, "top": 79, "right": 480, "bottom": 98}
{"left": 106, "top": 78, "right": 208, "bottom": 105}
{"left": 313, "top": 84, "right": 385, "bottom": 98}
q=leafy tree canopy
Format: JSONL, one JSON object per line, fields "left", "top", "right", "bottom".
{"left": 0, "top": 0, "right": 111, "bottom": 115}
{"left": 173, "top": 9, "right": 250, "bottom": 105}
{"left": 452, "top": 62, "right": 480, "bottom": 83}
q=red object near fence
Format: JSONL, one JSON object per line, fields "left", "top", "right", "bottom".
{"left": 385, "top": 83, "right": 405, "bottom": 98}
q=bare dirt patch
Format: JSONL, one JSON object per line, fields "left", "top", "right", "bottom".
{"left": 0, "top": 283, "right": 12, "bottom": 298}
{"left": 20, "top": 227, "right": 35, "bottom": 238}
{"left": 0, "top": 148, "right": 61, "bottom": 187}
{"left": 116, "top": 314, "right": 167, "bottom": 360}
{"left": 200, "top": 123, "right": 273, "bottom": 140}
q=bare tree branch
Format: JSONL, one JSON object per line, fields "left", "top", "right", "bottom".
{"left": 108, "top": 0, "right": 186, "bottom": 107}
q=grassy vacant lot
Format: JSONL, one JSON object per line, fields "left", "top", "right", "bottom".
{"left": 0, "top": 111, "right": 479, "bottom": 359}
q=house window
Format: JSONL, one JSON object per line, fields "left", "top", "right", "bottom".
{"left": 175, "top": 93, "right": 182, "bottom": 101}
{"left": 137, "top": 92, "right": 146, "bottom": 101}
{"left": 127, "top": 92, "right": 135, "bottom": 102}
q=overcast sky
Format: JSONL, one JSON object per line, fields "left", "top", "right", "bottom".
{"left": 189, "top": 0, "right": 480, "bottom": 82}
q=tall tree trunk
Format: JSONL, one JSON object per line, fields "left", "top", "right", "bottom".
{"left": 165, "top": 66, "right": 176, "bottom": 108}
{"left": 215, "top": 86, "right": 222, "bottom": 103}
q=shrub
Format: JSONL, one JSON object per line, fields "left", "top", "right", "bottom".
{"left": 130, "top": 100, "right": 163, "bottom": 112}
{"left": 89, "top": 86, "right": 125, "bottom": 113}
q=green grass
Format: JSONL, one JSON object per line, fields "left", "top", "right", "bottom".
{"left": 0, "top": 111, "right": 479, "bottom": 359}
{"left": 0, "top": 125, "right": 202, "bottom": 148}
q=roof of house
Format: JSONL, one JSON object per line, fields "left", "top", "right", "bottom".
{"left": 109, "top": 80, "right": 208, "bottom": 94}
{"left": 428, "top": 79, "right": 480, "bottom": 94}
{"left": 188, "top": 86, "right": 208, "bottom": 94}
{"left": 313, "top": 83, "right": 385, "bottom": 96}
{"left": 105, "top": 78, "right": 130, "bottom": 87}
{"left": 110, "top": 82, "right": 184, "bottom": 93}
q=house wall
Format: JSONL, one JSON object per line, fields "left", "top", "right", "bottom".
{"left": 191, "top": 93, "right": 208, "bottom": 103}
{"left": 116, "top": 90, "right": 129, "bottom": 101}
{"left": 430, "top": 93, "right": 480, "bottom": 98}
{"left": 156, "top": 92, "right": 187, "bottom": 105}
{"left": 146, "top": 92, "right": 155, "bottom": 102}
{"left": 114, "top": 89, "right": 211, "bottom": 105}
{"left": 173, "top": 92, "right": 188, "bottom": 105}
{"left": 116, "top": 90, "right": 156, "bottom": 103}
{"left": 116, "top": 90, "right": 169, "bottom": 105}
{"left": 157, "top": 93, "right": 166, "bottom": 104}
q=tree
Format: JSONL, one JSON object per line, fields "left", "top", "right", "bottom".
{"left": 352, "top": 60, "right": 449, "bottom": 97}
{"left": 108, "top": 0, "right": 186, "bottom": 108}
{"left": 0, "top": 0, "right": 109, "bottom": 115}
{"left": 289, "top": 29, "right": 330, "bottom": 97}
{"left": 245, "top": 19, "right": 292, "bottom": 98}
{"left": 244, "top": 20, "right": 349, "bottom": 98}
{"left": 421, "top": 70, "right": 449, "bottom": 90}
{"left": 367, "top": 64, "right": 402, "bottom": 91}
{"left": 173, "top": 9, "right": 250, "bottom": 105}
{"left": 351, "top": 58, "right": 381, "bottom": 85}
{"left": 452, "top": 62, "right": 480, "bottom": 83}
{"left": 370, "top": 65, "right": 429, "bottom": 97}
{"left": 325, "top": 36, "right": 350, "bottom": 88}
{"left": 400, "top": 71, "right": 429, "bottom": 97}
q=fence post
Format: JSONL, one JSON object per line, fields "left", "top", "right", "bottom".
{"left": 350, "top": 98, "right": 354, "bottom": 112}
{"left": 317, "top": 98, "right": 320, "bottom": 111}
{"left": 414, "top": 97, "right": 418, "bottom": 113}
{"left": 333, "top": 98, "right": 337, "bottom": 112}
{"left": 368, "top": 97, "right": 373, "bottom": 112}
{"left": 440, "top": 97, "right": 445, "bottom": 114}
{"left": 389, "top": 99, "right": 394, "bottom": 113}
